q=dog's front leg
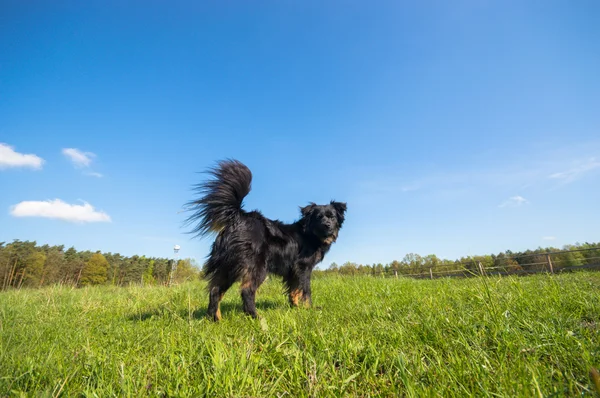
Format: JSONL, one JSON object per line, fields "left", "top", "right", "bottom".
{"left": 287, "top": 271, "right": 312, "bottom": 308}
{"left": 286, "top": 275, "right": 302, "bottom": 307}
{"left": 300, "top": 273, "right": 312, "bottom": 308}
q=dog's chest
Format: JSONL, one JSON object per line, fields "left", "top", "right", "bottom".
{"left": 298, "top": 248, "right": 325, "bottom": 268}
{"left": 311, "top": 250, "right": 323, "bottom": 264}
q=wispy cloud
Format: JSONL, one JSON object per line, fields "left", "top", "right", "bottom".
{"left": 62, "top": 148, "right": 104, "bottom": 177}
{"left": 356, "top": 142, "right": 600, "bottom": 203}
{"left": 548, "top": 157, "right": 600, "bottom": 183}
{"left": 0, "top": 143, "right": 44, "bottom": 170}
{"left": 357, "top": 167, "right": 540, "bottom": 201}
{"left": 10, "top": 199, "right": 111, "bottom": 223}
{"left": 401, "top": 184, "right": 420, "bottom": 192}
{"left": 62, "top": 148, "right": 94, "bottom": 167}
{"left": 498, "top": 195, "right": 529, "bottom": 208}
{"left": 543, "top": 236, "right": 556, "bottom": 241}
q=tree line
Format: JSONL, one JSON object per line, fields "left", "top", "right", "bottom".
{"left": 2, "top": 240, "right": 599, "bottom": 290}
{"left": 0, "top": 240, "right": 200, "bottom": 290}
{"left": 318, "top": 241, "right": 600, "bottom": 277}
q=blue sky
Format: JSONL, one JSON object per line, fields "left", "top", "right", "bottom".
{"left": 1, "top": 1, "right": 599, "bottom": 267}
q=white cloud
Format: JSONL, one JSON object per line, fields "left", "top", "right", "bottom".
{"left": 10, "top": 199, "right": 111, "bottom": 223}
{"left": 0, "top": 143, "right": 44, "bottom": 170}
{"left": 499, "top": 195, "right": 529, "bottom": 208}
{"left": 84, "top": 171, "right": 103, "bottom": 178}
{"left": 548, "top": 157, "right": 600, "bottom": 183}
{"left": 62, "top": 148, "right": 95, "bottom": 168}
{"left": 543, "top": 236, "right": 556, "bottom": 241}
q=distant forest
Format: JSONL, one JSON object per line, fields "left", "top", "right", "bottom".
{"left": 0, "top": 240, "right": 200, "bottom": 290}
{"left": 1, "top": 240, "right": 599, "bottom": 290}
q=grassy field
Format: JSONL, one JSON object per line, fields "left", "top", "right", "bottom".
{"left": 1, "top": 272, "right": 599, "bottom": 397}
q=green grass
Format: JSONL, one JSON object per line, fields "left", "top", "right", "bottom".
{"left": 1, "top": 272, "right": 599, "bottom": 397}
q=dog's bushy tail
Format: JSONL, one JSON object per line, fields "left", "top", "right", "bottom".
{"left": 185, "top": 159, "right": 252, "bottom": 238}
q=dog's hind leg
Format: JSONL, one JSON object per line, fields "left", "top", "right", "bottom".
{"left": 240, "top": 265, "right": 267, "bottom": 319}
{"left": 207, "top": 274, "right": 234, "bottom": 321}
{"left": 208, "top": 286, "right": 225, "bottom": 321}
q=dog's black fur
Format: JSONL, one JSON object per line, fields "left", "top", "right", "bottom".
{"left": 185, "top": 159, "right": 346, "bottom": 321}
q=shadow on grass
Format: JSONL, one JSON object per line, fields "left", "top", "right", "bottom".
{"left": 127, "top": 299, "right": 284, "bottom": 322}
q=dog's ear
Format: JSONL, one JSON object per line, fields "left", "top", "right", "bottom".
{"left": 330, "top": 201, "right": 347, "bottom": 224}
{"left": 300, "top": 202, "right": 317, "bottom": 217}
{"left": 331, "top": 201, "right": 347, "bottom": 214}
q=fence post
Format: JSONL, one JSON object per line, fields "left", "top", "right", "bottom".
{"left": 429, "top": 268, "right": 433, "bottom": 279}
{"left": 545, "top": 254, "right": 554, "bottom": 274}
{"left": 478, "top": 261, "right": 485, "bottom": 276}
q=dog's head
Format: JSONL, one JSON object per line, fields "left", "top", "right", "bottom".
{"left": 300, "top": 201, "right": 347, "bottom": 244}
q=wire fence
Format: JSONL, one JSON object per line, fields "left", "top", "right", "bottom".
{"left": 329, "top": 247, "right": 600, "bottom": 279}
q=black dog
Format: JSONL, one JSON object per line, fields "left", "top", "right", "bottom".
{"left": 185, "top": 159, "right": 346, "bottom": 321}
